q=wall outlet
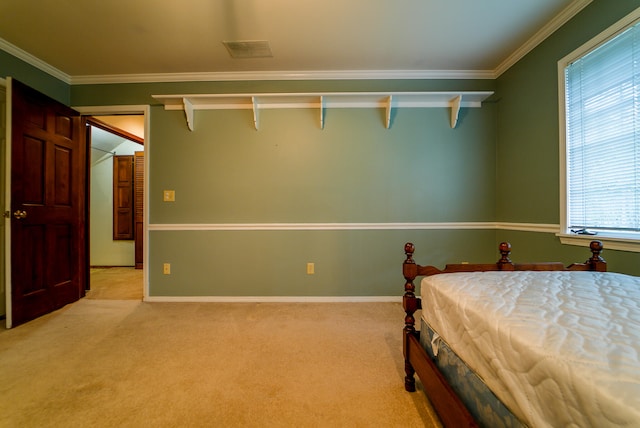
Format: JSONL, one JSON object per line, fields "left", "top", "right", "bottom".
{"left": 306, "top": 262, "right": 315, "bottom": 275}
{"left": 163, "top": 263, "right": 171, "bottom": 275}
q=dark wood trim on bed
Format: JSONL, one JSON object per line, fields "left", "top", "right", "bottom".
{"left": 402, "top": 241, "right": 605, "bottom": 428}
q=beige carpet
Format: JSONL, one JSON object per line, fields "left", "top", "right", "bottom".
{"left": 0, "top": 297, "right": 440, "bottom": 427}
{"left": 87, "top": 267, "right": 143, "bottom": 300}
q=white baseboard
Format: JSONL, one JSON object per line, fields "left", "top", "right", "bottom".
{"left": 148, "top": 222, "right": 559, "bottom": 232}
{"left": 144, "top": 295, "right": 401, "bottom": 303}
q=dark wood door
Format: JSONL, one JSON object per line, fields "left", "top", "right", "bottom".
{"left": 113, "top": 155, "right": 134, "bottom": 240}
{"left": 10, "top": 79, "right": 87, "bottom": 327}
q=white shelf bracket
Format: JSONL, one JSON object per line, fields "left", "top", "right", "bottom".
{"left": 183, "top": 97, "right": 195, "bottom": 131}
{"left": 385, "top": 95, "right": 393, "bottom": 129}
{"left": 450, "top": 95, "right": 462, "bottom": 128}
{"left": 152, "top": 91, "right": 494, "bottom": 131}
{"left": 252, "top": 96, "right": 259, "bottom": 130}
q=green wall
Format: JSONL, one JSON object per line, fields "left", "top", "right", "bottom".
{"left": 70, "top": 79, "right": 494, "bottom": 106}
{"left": 70, "top": 79, "right": 500, "bottom": 297}
{"left": 495, "top": 0, "right": 640, "bottom": 273}
{"left": 494, "top": 230, "right": 640, "bottom": 276}
{"left": 0, "top": 50, "right": 69, "bottom": 104}
{"left": 148, "top": 106, "right": 496, "bottom": 224}
{"left": 496, "top": 0, "right": 640, "bottom": 221}
{"left": 149, "top": 230, "right": 497, "bottom": 297}
{"left": 145, "top": 104, "right": 497, "bottom": 297}
{"left": 2, "top": 0, "right": 639, "bottom": 301}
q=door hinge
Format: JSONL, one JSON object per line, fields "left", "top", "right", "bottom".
{"left": 3, "top": 211, "right": 10, "bottom": 218}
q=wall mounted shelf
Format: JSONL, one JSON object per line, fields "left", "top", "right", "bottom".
{"left": 152, "top": 91, "right": 494, "bottom": 131}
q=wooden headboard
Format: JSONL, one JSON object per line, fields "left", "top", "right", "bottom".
{"left": 403, "top": 240, "right": 606, "bottom": 333}
{"left": 404, "top": 240, "right": 606, "bottom": 280}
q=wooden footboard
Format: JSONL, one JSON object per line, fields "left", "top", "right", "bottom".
{"left": 402, "top": 241, "right": 605, "bottom": 427}
{"left": 404, "top": 329, "right": 478, "bottom": 427}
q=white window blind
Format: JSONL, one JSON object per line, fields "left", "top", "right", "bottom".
{"left": 565, "top": 20, "right": 640, "bottom": 233}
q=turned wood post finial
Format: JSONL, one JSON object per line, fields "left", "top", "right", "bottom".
{"left": 590, "top": 240, "right": 603, "bottom": 257}
{"left": 588, "top": 240, "right": 605, "bottom": 266}
{"left": 404, "top": 242, "right": 415, "bottom": 264}
{"left": 498, "top": 241, "right": 512, "bottom": 264}
{"left": 403, "top": 243, "right": 417, "bottom": 296}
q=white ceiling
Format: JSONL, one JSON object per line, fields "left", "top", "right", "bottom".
{"left": 89, "top": 126, "right": 140, "bottom": 165}
{"left": 0, "top": 0, "right": 591, "bottom": 83}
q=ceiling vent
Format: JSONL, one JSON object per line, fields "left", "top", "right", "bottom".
{"left": 222, "top": 40, "right": 273, "bottom": 59}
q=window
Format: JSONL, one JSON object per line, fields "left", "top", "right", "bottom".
{"left": 559, "top": 8, "right": 640, "bottom": 251}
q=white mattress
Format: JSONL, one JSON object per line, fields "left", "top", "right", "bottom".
{"left": 420, "top": 270, "right": 640, "bottom": 428}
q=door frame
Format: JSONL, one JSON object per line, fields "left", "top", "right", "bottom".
{"left": 3, "top": 78, "right": 12, "bottom": 326}
{"left": 87, "top": 116, "right": 144, "bottom": 268}
{"left": 75, "top": 105, "right": 150, "bottom": 302}
{"left": 1, "top": 78, "right": 7, "bottom": 324}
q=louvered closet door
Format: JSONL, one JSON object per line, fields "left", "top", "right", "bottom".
{"left": 134, "top": 151, "right": 144, "bottom": 269}
{"left": 113, "top": 155, "right": 134, "bottom": 240}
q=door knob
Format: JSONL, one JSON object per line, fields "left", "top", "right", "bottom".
{"left": 13, "top": 210, "right": 27, "bottom": 219}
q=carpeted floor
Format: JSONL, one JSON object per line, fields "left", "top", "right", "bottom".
{"left": 0, "top": 274, "right": 440, "bottom": 427}
{"left": 87, "top": 267, "right": 144, "bottom": 300}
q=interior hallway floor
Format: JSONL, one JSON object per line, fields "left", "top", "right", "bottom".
{"left": 88, "top": 267, "right": 143, "bottom": 300}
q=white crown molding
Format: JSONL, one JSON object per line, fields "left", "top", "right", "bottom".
{"left": 494, "top": 0, "right": 593, "bottom": 77}
{"left": 69, "top": 69, "right": 496, "bottom": 85}
{"left": 0, "top": 38, "right": 493, "bottom": 84}
{"left": 0, "top": 38, "right": 71, "bottom": 84}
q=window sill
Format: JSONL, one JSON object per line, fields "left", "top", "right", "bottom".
{"left": 557, "top": 233, "right": 640, "bottom": 253}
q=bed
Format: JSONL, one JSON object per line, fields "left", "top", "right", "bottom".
{"left": 402, "top": 241, "right": 640, "bottom": 427}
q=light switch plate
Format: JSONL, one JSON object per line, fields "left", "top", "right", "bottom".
{"left": 163, "top": 190, "right": 175, "bottom": 202}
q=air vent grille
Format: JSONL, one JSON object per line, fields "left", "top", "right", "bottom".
{"left": 222, "top": 40, "right": 273, "bottom": 59}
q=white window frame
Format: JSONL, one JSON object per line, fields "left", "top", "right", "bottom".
{"left": 558, "top": 7, "right": 640, "bottom": 253}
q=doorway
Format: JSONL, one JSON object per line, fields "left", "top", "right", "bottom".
{"left": 0, "top": 78, "right": 150, "bottom": 328}
{"left": 87, "top": 115, "right": 144, "bottom": 300}
{"left": 76, "top": 105, "right": 150, "bottom": 302}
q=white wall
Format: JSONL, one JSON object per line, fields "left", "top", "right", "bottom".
{"left": 90, "top": 132, "right": 142, "bottom": 266}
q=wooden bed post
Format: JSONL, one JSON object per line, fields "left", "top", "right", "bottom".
{"left": 403, "top": 243, "right": 420, "bottom": 392}
{"left": 587, "top": 240, "right": 606, "bottom": 271}
{"left": 497, "top": 242, "right": 514, "bottom": 270}
{"left": 402, "top": 242, "right": 480, "bottom": 427}
{"left": 566, "top": 240, "right": 606, "bottom": 271}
